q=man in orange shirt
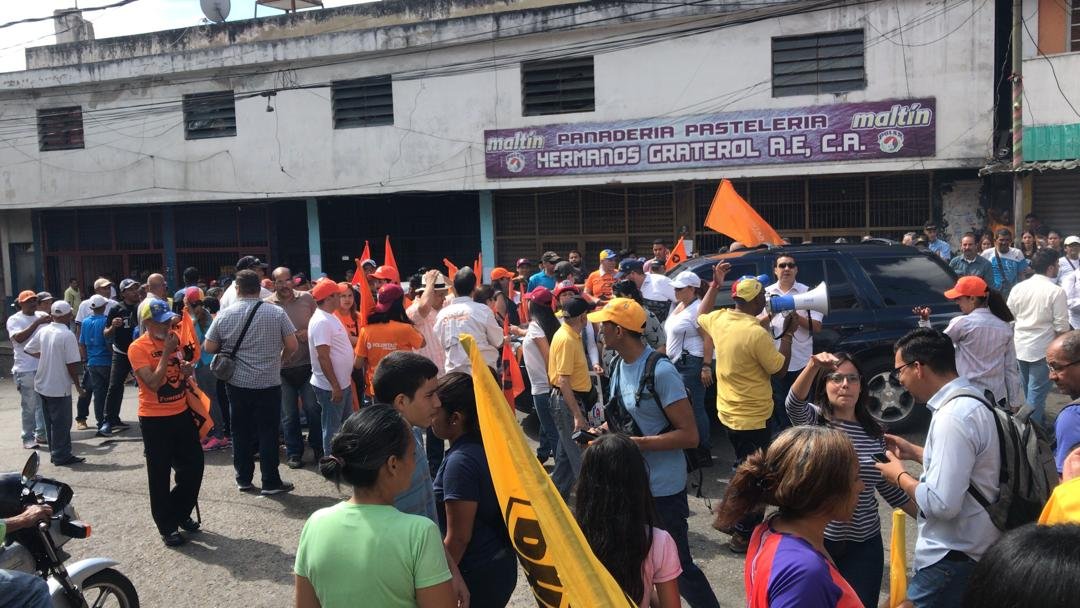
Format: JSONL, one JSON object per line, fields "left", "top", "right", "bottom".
{"left": 584, "top": 249, "right": 618, "bottom": 301}
{"left": 128, "top": 299, "right": 204, "bottom": 548}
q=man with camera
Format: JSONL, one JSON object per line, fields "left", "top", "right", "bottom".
{"left": 588, "top": 297, "right": 719, "bottom": 608}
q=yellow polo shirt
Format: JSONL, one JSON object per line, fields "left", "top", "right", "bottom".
{"left": 548, "top": 323, "right": 591, "bottom": 392}
{"left": 1039, "top": 476, "right": 1080, "bottom": 525}
{"left": 698, "top": 308, "right": 785, "bottom": 430}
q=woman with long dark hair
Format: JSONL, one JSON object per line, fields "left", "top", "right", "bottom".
{"left": 521, "top": 287, "right": 560, "bottom": 463}
{"left": 355, "top": 284, "right": 423, "bottom": 398}
{"left": 574, "top": 434, "right": 681, "bottom": 608}
{"left": 1020, "top": 230, "right": 1038, "bottom": 260}
{"left": 295, "top": 405, "right": 455, "bottom": 608}
{"left": 714, "top": 426, "right": 865, "bottom": 608}
{"left": 431, "top": 373, "right": 516, "bottom": 607}
{"left": 785, "top": 352, "right": 915, "bottom": 607}
{"left": 916, "top": 275, "right": 1021, "bottom": 406}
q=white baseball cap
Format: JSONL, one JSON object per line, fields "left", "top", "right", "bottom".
{"left": 1065, "top": 235, "right": 1080, "bottom": 246}
{"left": 51, "top": 301, "right": 73, "bottom": 316}
{"left": 670, "top": 271, "right": 702, "bottom": 289}
{"left": 89, "top": 294, "right": 109, "bottom": 308}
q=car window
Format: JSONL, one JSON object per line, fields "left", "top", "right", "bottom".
{"left": 856, "top": 256, "right": 954, "bottom": 306}
{"left": 695, "top": 263, "right": 758, "bottom": 309}
{"left": 824, "top": 260, "right": 859, "bottom": 310}
{"left": 787, "top": 259, "right": 825, "bottom": 290}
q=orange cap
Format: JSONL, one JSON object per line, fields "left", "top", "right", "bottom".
{"left": 490, "top": 267, "right": 516, "bottom": 281}
{"left": 16, "top": 290, "right": 37, "bottom": 303}
{"left": 371, "top": 265, "right": 400, "bottom": 282}
{"left": 311, "top": 278, "right": 345, "bottom": 302}
{"left": 944, "top": 275, "right": 989, "bottom": 299}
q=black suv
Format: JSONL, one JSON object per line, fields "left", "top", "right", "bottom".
{"left": 673, "top": 243, "right": 961, "bottom": 432}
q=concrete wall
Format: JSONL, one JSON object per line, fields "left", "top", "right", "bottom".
{"left": 0, "top": 0, "right": 995, "bottom": 211}
{"left": 1023, "top": 53, "right": 1080, "bottom": 126}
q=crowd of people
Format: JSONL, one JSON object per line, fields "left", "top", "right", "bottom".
{"left": 6, "top": 223, "right": 1080, "bottom": 608}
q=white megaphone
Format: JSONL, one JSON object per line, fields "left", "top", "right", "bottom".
{"left": 767, "top": 282, "right": 830, "bottom": 316}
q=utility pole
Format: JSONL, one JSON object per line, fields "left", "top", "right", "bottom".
{"left": 1011, "top": 0, "right": 1024, "bottom": 236}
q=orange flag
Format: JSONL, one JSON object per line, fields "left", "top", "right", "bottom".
{"left": 665, "top": 237, "right": 688, "bottom": 271}
{"left": 500, "top": 312, "right": 524, "bottom": 409}
{"left": 444, "top": 258, "right": 459, "bottom": 281}
{"left": 185, "top": 378, "right": 214, "bottom": 440}
{"left": 704, "top": 179, "right": 784, "bottom": 247}
{"left": 474, "top": 253, "right": 483, "bottom": 281}
{"left": 360, "top": 240, "right": 371, "bottom": 264}
{"left": 356, "top": 268, "right": 376, "bottom": 328}
{"left": 384, "top": 236, "right": 399, "bottom": 273}
{"left": 178, "top": 310, "right": 201, "bottom": 363}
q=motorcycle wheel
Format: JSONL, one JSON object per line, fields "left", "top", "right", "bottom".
{"left": 81, "top": 568, "right": 140, "bottom": 608}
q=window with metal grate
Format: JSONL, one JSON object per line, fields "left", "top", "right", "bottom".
{"left": 522, "top": 56, "right": 595, "bottom": 116}
{"left": 37, "top": 106, "right": 84, "bottom": 151}
{"left": 772, "top": 30, "right": 865, "bottom": 97}
{"left": 332, "top": 75, "right": 394, "bottom": 129}
{"left": 182, "top": 91, "right": 237, "bottom": 140}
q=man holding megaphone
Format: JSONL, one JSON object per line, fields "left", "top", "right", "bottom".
{"left": 759, "top": 255, "right": 825, "bottom": 432}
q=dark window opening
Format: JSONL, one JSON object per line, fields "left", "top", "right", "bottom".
{"left": 332, "top": 75, "right": 394, "bottom": 129}
{"left": 183, "top": 91, "right": 236, "bottom": 140}
{"left": 522, "top": 56, "right": 595, "bottom": 116}
{"left": 772, "top": 30, "right": 865, "bottom": 97}
{"left": 37, "top": 106, "right": 84, "bottom": 151}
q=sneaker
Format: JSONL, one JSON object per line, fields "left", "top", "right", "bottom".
{"left": 727, "top": 533, "right": 750, "bottom": 554}
{"left": 237, "top": 482, "right": 257, "bottom": 493}
{"left": 286, "top": 456, "right": 303, "bottom": 470}
{"left": 162, "top": 531, "right": 186, "bottom": 547}
{"left": 260, "top": 481, "right": 295, "bottom": 496}
{"left": 23, "top": 440, "right": 38, "bottom": 450}
{"left": 179, "top": 517, "right": 201, "bottom": 533}
{"left": 112, "top": 421, "right": 131, "bottom": 430}
{"left": 95, "top": 427, "right": 113, "bottom": 438}
{"left": 76, "top": 420, "right": 89, "bottom": 431}
{"left": 36, "top": 436, "right": 48, "bottom": 445}
{"left": 54, "top": 456, "right": 86, "bottom": 466}
{"left": 202, "top": 437, "right": 224, "bottom": 452}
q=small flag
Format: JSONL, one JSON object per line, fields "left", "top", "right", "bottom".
{"left": 474, "top": 253, "right": 483, "bottom": 281}
{"left": 889, "top": 509, "right": 908, "bottom": 607}
{"left": 443, "top": 258, "right": 459, "bottom": 282}
{"left": 500, "top": 296, "right": 524, "bottom": 408}
{"left": 360, "top": 240, "right": 371, "bottom": 265}
{"left": 704, "top": 179, "right": 784, "bottom": 247}
{"left": 185, "top": 377, "right": 213, "bottom": 440}
{"left": 665, "top": 237, "right": 688, "bottom": 271}
{"left": 356, "top": 268, "right": 376, "bottom": 328}
{"left": 178, "top": 309, "right": 201, "bottom": 363}
{"left": 384, "top": 236, "right": 398, "bottom": 273}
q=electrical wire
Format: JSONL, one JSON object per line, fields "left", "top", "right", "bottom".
{"left": 1020, "top": 12, "right": 1080, "bottom": 120}
{"left": 0, "top": 0, "right": 141, "bottom": 31}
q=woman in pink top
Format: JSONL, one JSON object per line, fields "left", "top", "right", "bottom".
{"left": 574, "top": 434, "right": 682, "bottom": 608}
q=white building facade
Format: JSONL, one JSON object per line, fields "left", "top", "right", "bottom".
{"left": 0, "top": 0, "right": 998, "bottom": 296}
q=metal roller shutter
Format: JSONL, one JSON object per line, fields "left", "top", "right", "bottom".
{"left": 1033, "top": 171, "right": 1080, "bottom": 235}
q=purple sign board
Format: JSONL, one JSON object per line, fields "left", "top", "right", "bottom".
{"left": 484, "top": 98, "right": 936, "bottom": 178}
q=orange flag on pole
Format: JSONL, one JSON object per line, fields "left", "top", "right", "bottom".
{"left": 474, "top": 253, "right": 483, "bottom": 281}
{"left": 704, "top": 179, "right": 785, "bottom": 247}
{"left": 356, "top": 269, "right": 376, "bottom": 328}
{"left": 351, "top": 241, "right": 373, "bottom": 285}
{"left": 384, "top": 236, "right": 398, "bottom": 273}
{"left": 443, "top": 258, "right": 459, "bottom": 281}
{"left": 360, "top": 240, "right": 371, "bottom": 264}
{"left": 500, "top": 312, "right": 524, "bottom": 409}
{"left": 665, "top": 237, "right": 688, "bottom": 271}
{"left": 178, "top": 310, "right": 201, "bottom": 363}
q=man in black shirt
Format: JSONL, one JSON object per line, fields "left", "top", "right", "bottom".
{"left": 102, "top": 278, "right": 141, "bottom": 434}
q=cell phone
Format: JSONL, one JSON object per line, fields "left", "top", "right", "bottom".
{"left": 572, "top": 429, "right": 597, "bottom": 445}
{"left": 870, "top": 452, "right": 889, "bottom": 464}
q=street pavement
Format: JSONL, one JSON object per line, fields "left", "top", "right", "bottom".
{"left": 0, "top": 378, "right": 1069, "bottom": 607}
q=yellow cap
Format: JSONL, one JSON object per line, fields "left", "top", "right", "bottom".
{"left": 587, "top": 297, "right": 646, "bottom": 332}
{"left": 732, "top": 277, "right": 763, "bottom": 301}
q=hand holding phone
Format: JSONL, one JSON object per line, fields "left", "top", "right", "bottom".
{"left": 870, "top": 452, "right": 889, "bottom": 464}
{"left": 572, "top": 429, "right": 597, "bottom": 445}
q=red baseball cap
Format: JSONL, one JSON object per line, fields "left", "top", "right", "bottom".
{"left": 944, "top": 275, "right": 989, "bottom": 299}
{"left": 553, "top": 280, "right": 580, "bottom": 298}
{"left": 375, "top": 283, "right": 405, "bottom": 312}
{"left": 524, "top": 286, "right": 553, "bottom": 306}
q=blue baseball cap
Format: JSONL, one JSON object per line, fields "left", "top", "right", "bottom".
{"left": 147, "top": 299, "right": 178, "bottom": 324}
{"left": 599, "top": 249, "right": 618, "bottom": 261}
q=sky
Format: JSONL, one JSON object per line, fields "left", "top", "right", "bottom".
{"left": 0, "top": 0, "right": 376, "bottom": 73}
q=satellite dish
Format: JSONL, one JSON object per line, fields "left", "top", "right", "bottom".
{"left": 200, "top": 0, "right": 231, "bottom": 23}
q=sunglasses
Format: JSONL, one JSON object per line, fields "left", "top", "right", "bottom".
{"left": 776, "top": 263, "right": 797, "bottom": 269}
{"left": 826, "top": 373, "right": 861, "bottom": 385}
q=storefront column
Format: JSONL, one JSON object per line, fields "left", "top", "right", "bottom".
{"left": 306, "top": 198, "right": 322, "bottom": 277}
{"left": 30, "top": 210, "right": 43, "bottom": 292}
{"left": 162, "top": 206, "right": 178, "bottom": 291}
{"left": 479, "top": 190, "right": 495, "bottom": 273}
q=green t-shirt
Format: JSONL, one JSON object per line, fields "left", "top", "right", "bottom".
{"left": 294, "top": 502, "right": 452, "bottom": 608}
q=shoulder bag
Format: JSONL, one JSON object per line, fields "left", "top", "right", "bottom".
{"left": 209, "top": 301, "right": 262, "bottom": 382}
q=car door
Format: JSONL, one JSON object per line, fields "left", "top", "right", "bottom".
{"left": 852, "top": 253, "right": 960, "bottom": 332}
{"left": 794, "top": 255, "right": 872, "bottom": 353}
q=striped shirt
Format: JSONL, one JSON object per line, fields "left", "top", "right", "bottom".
{"left": 786, "top": 392, "right": 909, "bottom": 542}
{"left": 943, "top": 307, "right": 1023, "bottom": 406}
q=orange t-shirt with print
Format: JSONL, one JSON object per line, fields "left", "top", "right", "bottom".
{"left": 127, "top": 331, "right": 193, "bottom": 417}
{"left": 585, "top": 270, "right": 615, "bottom": 299}
{"left": 355, "top": 320, "right": 423, "bottom": 395}
{"left": 334, "top": 309, "right": 360, "bottom": 344}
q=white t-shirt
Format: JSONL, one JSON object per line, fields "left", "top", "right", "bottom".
{"left": 521, "top": 321, "right": 551, "bottom": 395}
{"left": 765, "top": 281, "right": 824, "bottom": 372}
{"left": 433, "top": 296, "right": 503, "bottom": 374}
{"left": 307, "top": 308, "right": 355, "bottom": 390}
{"left": 24, "top": 322, "right": 81, "bottom": 397}
{"left": 641, "top": 273, "right": 676, "bottom": 304}
{"left": 7, "top": 311, "right": 49, "bottom": 374}
{"left": 75, "top": 298, "right": 116, "bottom": 324}
{"left": 664, "top": 300, "right": 704, "bottom": 361}
{"left": 219, "top": 283, "right": 273, "bottom": 310}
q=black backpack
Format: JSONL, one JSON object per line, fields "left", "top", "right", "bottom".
{"left": 953, "top": 390, "right": 1058, "bottom": 531}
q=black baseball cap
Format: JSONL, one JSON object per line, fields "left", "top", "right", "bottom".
{"left": 541, "top": 251, "right": 561, "bottom": 264}
{"left": 616, "top": 259, "right": 644, "bottom": 279}
{"left": 560, "top": 296, "right": 590, "bottom": 318}
{"left": 236, "top": 256, "right": 268, "bottom": 270}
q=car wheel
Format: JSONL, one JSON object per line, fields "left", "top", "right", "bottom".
{"left": 863, "top": 356, "right": 928, "bottom": 433}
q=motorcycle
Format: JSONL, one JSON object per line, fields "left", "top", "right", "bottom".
{"left": 0, "top": 452, "right": 139, "bottom": 608}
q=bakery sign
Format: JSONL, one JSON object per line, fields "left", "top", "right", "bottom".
{"left": 484, "top": 98, "right": 935, "bottom": 178}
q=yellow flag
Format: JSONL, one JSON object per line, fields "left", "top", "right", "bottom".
{"left": 889, "top": 509, "right": 908, "bottom": 608}
{"left": 460, "top": 334, "right": 635, "bottom": 608}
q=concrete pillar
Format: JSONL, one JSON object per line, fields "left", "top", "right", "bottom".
{"left": 306, "top": 198, "right": 323, "bottom": 277}
{"left": 31, "top": 211, "right": 43, "bottom": 292}
{"left": 479, "top": 190, "right": 495, "bottom": 272}
{"left": 162, "top": 206, "right": 177, "bottom": 292}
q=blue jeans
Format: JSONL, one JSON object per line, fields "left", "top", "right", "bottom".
{"left": 824, "top": 534, "right": 884, "bottom": 608}
{"left": 675, "top": 355, "right": 710, "bottom": 450}
{"left": 39, "top": 394, "right": 74, "bottom": 464}
{"left": 531, "top": 391, "right": 558, "bottom": 458}
{"left": 907, "top": 555, "right": 976, "bottom": 608}
{"left": 654, "top": 491, "right": 720, "bottom": 608}
{"left": 226, "top": 384, "right": 284, "bottom": 488}
{"left": 0, "top": 569, "right": 50, "bottom": 608}
{"left": 1018, "top": 358, "right": 1052, "bottom": 425}
{"left": 549, "top": 391, "right": 583, "bottom": 500}
{"left": 280, "top": 368, "right": 321, "bottom": 459}
{"left": 313, "top": 384, "right": 351, "bottom": 456}
{"left": 15, "top": 371, "right": 45, "bottom": 442}
{"left": 75, "top": 365, "right": 110, "bottom": 426}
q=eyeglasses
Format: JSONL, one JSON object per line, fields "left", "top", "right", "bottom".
{"left": 1048, "top": 359, "right": 1080, "bottom": 374}
{"left": 826, "top": 373, "right": 861, "bottom": 385}
{"left": 776, "top": 263, "right": 797, "bottom": 269}
{"left": 889, "top": 361, "right": 917, "bottom": 384}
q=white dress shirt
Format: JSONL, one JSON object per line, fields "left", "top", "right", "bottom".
{"left": 764, "top": 281, "right": 823, "bottom": 372}
{"left": 1063, "top": 268, "right": 1080, "bottom": 330}
{"left": 1006, "top": 274, "right": 1070, "bottom": 362}
{"left": 915, "top": 377, "right": 1002, "bottom": 569}
{"left": 943, "top": 308, "right": 1022, "bottom": 406}
{"left": 433, "top": 296, "right": 503, "bottom": 374}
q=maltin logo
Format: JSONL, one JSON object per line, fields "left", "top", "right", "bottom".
{"left": 877, "top": 129, "right": 904, "bottom": 154}
{"left": 505, "top": 152, "right": 526, "bottom": 173}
